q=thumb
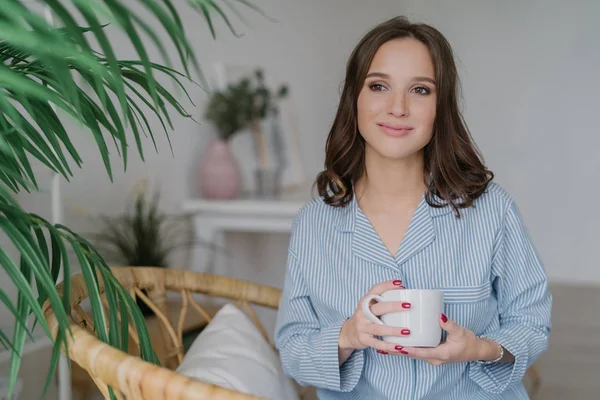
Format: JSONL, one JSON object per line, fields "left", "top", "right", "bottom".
{"left": 440, "top": 313, "right": 461, "bottom": 334}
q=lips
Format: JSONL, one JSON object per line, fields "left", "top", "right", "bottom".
{"left": 377, "top": 123, "right": 414, "bottom": 137}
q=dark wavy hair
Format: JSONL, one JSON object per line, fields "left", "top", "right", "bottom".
{"left": 315, "top": 16, "right": 493, "bottom": 217}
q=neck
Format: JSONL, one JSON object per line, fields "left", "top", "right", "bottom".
{"left": 355, "top": 151, "right": 427, "bottom": 210}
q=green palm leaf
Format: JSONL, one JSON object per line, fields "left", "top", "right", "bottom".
{"left": 0, "top": 0, "right": 270, "bottom": 398}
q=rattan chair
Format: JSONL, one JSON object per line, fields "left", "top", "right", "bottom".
{"left": 43, "top": 267, "right": 541, "bottom": 399}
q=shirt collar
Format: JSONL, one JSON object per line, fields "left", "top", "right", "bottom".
{"left": 334, "top": 189, "right": 454, "bottom": 233}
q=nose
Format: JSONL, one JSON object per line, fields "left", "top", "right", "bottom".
{"left": 388, "top": 91, "right": 408, "bottom": 117}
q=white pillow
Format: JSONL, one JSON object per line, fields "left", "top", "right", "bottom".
{"left": 176, "top": 304, "right": 299, "bottom": 400}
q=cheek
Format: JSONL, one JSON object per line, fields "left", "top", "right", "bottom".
{"left": 426, "top": 106, "right": 436, "bottom": 125}
{"left": 415, "top": 101, "right": 437, "bottom": 128}
{"left": 357, "top": 92, "right": 370, "bottom": 119}
{"left": 356, "top": 93, "right": 370, "bottom": 133}
{"left": 358, "top": 92, "right": 385, "bottom": 119}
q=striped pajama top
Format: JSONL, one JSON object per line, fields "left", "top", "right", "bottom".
{"left": 274, "top": 182, "right": 552, "bottom": 400}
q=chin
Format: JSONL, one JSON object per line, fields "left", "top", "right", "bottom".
{"left": 383, "top": 152, "right": 421, "bottom": 161}
{"left": 369, "top": 141, "right": 426, "bottom": 161}
{"left": 362, "top": 131, "right": 432, "bottom": 162}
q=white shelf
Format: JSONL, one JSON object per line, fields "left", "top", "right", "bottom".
{"left": 181, "top": 188, "right": 313, "bottom": 274}
{"left": 181, "top": 188, "right": 311, "bottom": 218}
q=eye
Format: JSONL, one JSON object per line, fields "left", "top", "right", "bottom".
{"left": 369, "top": 83, "right": 388, "bottom": 92}
{"left": 412, "top": 86, "right": 431, "bottom": 95}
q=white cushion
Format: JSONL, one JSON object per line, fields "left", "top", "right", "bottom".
{"left": 176, "top": 304, "right": 299, "bottom": 400}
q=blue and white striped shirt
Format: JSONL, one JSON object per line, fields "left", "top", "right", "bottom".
{"left": 274, "top": 182, "right": 552, "bottom": 399}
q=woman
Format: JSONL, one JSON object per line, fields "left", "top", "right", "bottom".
{"left": 274, "top": 16, "right": 552, "bottom": 400}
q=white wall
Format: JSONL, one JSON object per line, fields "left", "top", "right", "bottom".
{"left": 212, "top": 0, "right": 600, "bottom": 286}
{"left": 398, "top": 0, "right": 600, "bottom": 284}
{"left": 56, "top": 0, "right": 600, "bottom": 287}
{"left": 78, "top": 0, "right": 596, "bottom": 285}
{"left": 4, "top": 0, "right": 598, "bottom": 332}
{"left": 55, "top": 0, "right": 421, "bottom": 286}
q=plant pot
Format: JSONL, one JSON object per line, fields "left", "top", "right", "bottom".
{"left": 198, "top": 138, "right": 242, "bottom": 199}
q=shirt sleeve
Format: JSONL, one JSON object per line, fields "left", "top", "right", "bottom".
{"left": 274, "top": 217, "right": 364, "bottom": 392}
{"left": 470, "top": 200, "right": 552, "bottom": 394}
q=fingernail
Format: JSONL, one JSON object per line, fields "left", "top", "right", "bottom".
{"left": 401, "top": 329, "right": 410, "bottom": 335}
{"left": 441, "top": 313, "right": 448, "bottom": 323}
{"left": 400, "top": 350, "right": 409, "bottom": 355}
{"left": 377, "top": 350, "right": 388, "bottom": 354}
{"left": 402, "top": 302, "right": 411, "bottom": 309}
{"left": 392, "top": 280, "right": 402, "bottom": 286}
{"left": 394, "top": 345, "right": 403, "bottom": 351}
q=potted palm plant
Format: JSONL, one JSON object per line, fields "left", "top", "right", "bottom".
{"left": 87, "top": 183, "right": 196, "bottom": 316}
{"left": 0, "top": 0, "right": 266, "bottom": 398}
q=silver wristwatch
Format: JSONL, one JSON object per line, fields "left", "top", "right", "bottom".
{"left": 475, "top": 336, "right": 504, "bottom": 365}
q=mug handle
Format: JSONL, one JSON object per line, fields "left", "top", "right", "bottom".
{"left": 361, "top": 294, "right": 385, "bottom": 325}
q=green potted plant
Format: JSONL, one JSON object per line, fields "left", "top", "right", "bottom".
{"left": 204, "top": 69, "right": 289, "bottom": 137}
{"left": 0, "top": 0, "right": 265, "bottom": 397}
{"left": 196, "top": 101, "right": 244, "bottom": 199}
{"left": 86, "top": 183, "right": 196, "bottom": 316}
{"left": 201, "top": 69, "right": 289, "bottom": 198}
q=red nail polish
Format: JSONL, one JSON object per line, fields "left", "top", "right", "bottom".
{"left": 377, "top": 350, "right": 388, "bottom": 354}
{"left": 401, "top": 329, "right": 410, "bottom": 335}
{"left": 394, "top": 345, "right": 403, "bottom": 351}
{"left": 393, "top": 280, "right": 402, "bottom": 286}
{"left": 402, "top": 302, "right": 411, "bottom": 309}
{"left": 400, "top": 350, "right": 408, "bottom": 355}
{"left": 441, "top": 313, "right": 448, "bottom": 323}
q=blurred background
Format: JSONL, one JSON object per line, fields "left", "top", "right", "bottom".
{"left": 1, "top": 0, "right": 599, "bottom": 399}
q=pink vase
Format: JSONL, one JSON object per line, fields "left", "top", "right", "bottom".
{"left": 198, "top": 139, "right": 242, "bottom": 199}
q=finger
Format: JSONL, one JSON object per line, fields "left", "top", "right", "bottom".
{"left": 363, "top": 323, "right": 411, "bottom": 338}
{"left": 363, "top": 336, "right": 406, "bottom": 355}
{"left": 370, "top": 300, "right": 412, "bottom": 316}
{"left": 440, "top": 313, "right": 462, "bottom": 335}
{"left": 367, "top": 280, "right": 405, "bottom": 296}
{"left": 402, "top": 345, "right": 448, "bottom": 362}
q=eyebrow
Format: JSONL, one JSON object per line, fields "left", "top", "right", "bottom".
{"left": 365, "top": 72, "right": 437, "bottom": 85}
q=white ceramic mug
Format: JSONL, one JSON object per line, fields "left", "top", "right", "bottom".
{"left": 361, "top": 289, "right": 445, "bottom": 347}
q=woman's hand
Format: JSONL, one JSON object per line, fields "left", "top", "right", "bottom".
{"left": 400, "top": 314, "right": 508, "bottom": 366}
{"left": 338, "top": 280, "right": 411, "bottom": 362}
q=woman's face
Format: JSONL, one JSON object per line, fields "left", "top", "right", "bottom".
{"left": 357, "top": 37, "right": 437, "bottom": 164}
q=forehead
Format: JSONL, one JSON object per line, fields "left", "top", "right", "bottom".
{"left": 367, "top": 37, "right": 435, "bottom": 78}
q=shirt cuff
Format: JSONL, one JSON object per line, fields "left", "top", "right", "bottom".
{"left": 469, "top": 330, "right": 527, "bottom": 394}
{"left": 320, "top": 320, "right": 364, "bottom": 392}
